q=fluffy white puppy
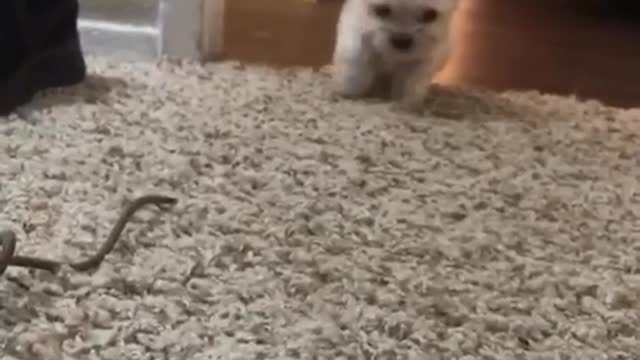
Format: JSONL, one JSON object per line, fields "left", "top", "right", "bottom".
{"left": 332, "top": 0, "right": 459, "bottom": 112}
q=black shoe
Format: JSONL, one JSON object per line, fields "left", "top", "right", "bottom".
{"left": 0, "top": 0, "right": 87, "bottom": 116}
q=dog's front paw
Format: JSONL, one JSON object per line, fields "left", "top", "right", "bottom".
{"left": 393, "top": 96, "right": 426, "bottom": 115}
{"left": 332, "top": 85, "right": 360, "bottom": 100}
{"left": 332, "top": 76, "right": 372, "bottom": 100}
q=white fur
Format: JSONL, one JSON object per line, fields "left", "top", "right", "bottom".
{"left": 332, "top": 0, "right": 458, "bottom": 112}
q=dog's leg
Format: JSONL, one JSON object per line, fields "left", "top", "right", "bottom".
{"left": 395, "top": 41, "right": 451, "bottom": 114}
{"left": 332, "top": 57, "right": 377, "bottom": 99}
{"left": 331, "top": 0, "right": 378, "bottom": 99}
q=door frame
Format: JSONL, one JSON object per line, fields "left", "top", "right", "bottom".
{"left": 200, "top": 0, "right": 226, "bottom": 61}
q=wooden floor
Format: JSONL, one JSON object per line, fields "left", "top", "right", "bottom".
{"left": 223, "top": 0, "right": 640, "bottom": 109}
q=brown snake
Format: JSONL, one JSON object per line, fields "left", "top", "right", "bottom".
{"left": 0, "top": 194, "right": 177, "bottom": 276}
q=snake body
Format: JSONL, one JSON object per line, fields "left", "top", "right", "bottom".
{"left": 0, "top": 194, "right": 177, "bottom": 275}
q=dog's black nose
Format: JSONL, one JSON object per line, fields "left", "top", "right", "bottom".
{"left": 390, "top": 33, "right": 414, "bottom": 51}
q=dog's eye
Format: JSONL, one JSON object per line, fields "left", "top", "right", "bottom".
{"left": 372, "top": 4, "right": 392, "bottom": 19}
{"left": 419, "top": 8, "right": 438, "bottom": 23}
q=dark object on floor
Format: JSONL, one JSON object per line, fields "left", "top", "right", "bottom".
{"left": 0, "top": 194, "right": 178, "bottom": 276}
{"left": 0, "top": 0, "right": 87, "bottom": 116}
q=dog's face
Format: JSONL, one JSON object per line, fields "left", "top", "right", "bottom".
{"left": 358, "top": 0, "right": 458, "bottom": 62}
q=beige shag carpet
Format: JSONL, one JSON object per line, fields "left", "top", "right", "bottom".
{"left": 1, "top": 57, "right": 640, "bottom": 360}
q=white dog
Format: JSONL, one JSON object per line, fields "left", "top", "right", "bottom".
{"left": 332, "top": 0, "right": 459, "bottom": 113}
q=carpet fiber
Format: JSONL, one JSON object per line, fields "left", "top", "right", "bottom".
{"left": 1, "top": 57, "right": 640, "bottom": 359}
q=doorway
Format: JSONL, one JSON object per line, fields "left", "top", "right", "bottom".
{"left": 222, "top": 0, "right": 640, "bottom": 108}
